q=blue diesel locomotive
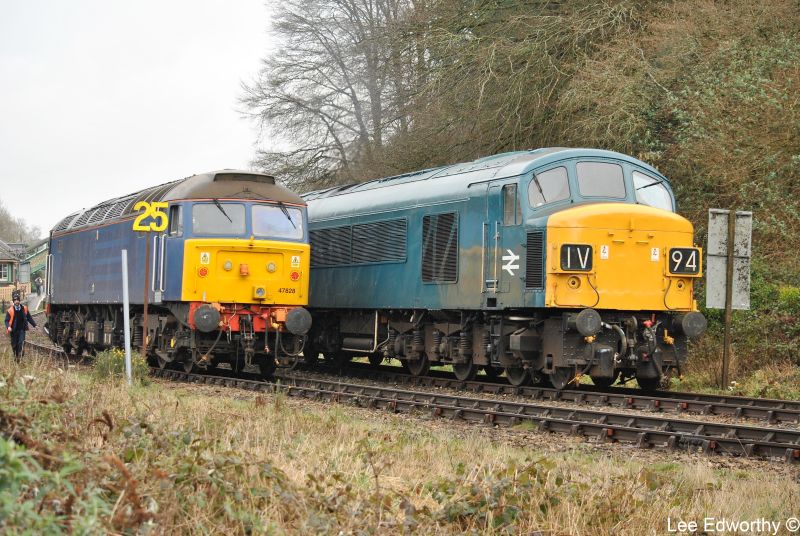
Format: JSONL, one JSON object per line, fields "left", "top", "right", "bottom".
{"left": 45, "top": 170, "right": 312, "bottom": 376}
{"left": 301, "top": 148, "right": 707, "bottom": 388}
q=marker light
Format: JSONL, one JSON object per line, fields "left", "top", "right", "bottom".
{"left": 267, "top": 262, "right": 277, "bottom": 273}
{"left": 223, "top": 260, "right": 233, "bottom": 271}
{"left": 290, "top": 271, "right": 300, "bottom": 281}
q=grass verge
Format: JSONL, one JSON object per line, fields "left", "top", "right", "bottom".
{"left": 1, "top": 347, "right": 798, "bottom": 534}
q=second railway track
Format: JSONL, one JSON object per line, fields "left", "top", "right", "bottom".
{"left": 317, "top": 361, "right": 800, "bottom": 425}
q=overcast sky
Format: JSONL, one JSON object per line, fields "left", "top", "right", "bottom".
{"left": 0, "top": 0, "right": 274, "bottom": 238}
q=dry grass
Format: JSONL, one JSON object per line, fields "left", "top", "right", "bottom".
{"left": 1, "top": 347, "right": 798, "bottom": 534}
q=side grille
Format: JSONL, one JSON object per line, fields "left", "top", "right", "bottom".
{"left": 352, "top": 219, "right": 407, "bottom": 264}
{"left": 422, "top": 212, "right": 458, "bottom": 282}
{"left": 525, "top": 231, "right": 544, "bottom": 289}
{"left": 311, "top": 218, "right": 407, "bottom": 267}
{"left": 310, "top": 227, "right": 352, "bottom": 267}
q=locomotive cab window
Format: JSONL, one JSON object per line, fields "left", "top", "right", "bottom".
{"left": 503, "top": 184, "right": 522, "bottom": 225}
{"left": 192, "top": 202, "right": 245, "bottom": 235}
{"left": 168, "top": 205, "right": 183, "bottom": 236}
{"left": 253, "top": 204, "right": 304, "bottom": 240}
{"left": 528, "top": 166, "right": 570, "bottom": 208}
{"left": 633, "top": 171, "right": 673, "bottom": 211}
{"left": 576, "top": 162, "right": 625, "bottom": 198}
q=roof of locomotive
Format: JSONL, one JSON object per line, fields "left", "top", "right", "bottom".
{"left": 51, "top": 170, "right": 304, "bottom": 234}
{"left": 302, "top": 148, "right": 670, "bottom": 221}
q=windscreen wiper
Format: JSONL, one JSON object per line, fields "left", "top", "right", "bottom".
{"left": 531, "top": 175, "right": 546, "bottom": 202}
{"left": 278, "top": 202, "right": 297, "bottom": 229}
{"left": 636, "top": 178, "right": 667, "bottom": 191}
{"left": 213, "top": 199, "right": 233, "bottom": 223}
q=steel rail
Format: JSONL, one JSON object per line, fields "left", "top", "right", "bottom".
{"left": 323, "top": 362, "right": 800, "bottom": 424}
{"left": 148, "top": 368, "right": 800, "bottom": 462}
{"left": 22, "top": 341, "right": 800, "bottom": 461}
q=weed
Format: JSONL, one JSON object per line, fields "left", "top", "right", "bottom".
{"left": 92, "top": 348, "right": 149, "bottom": 384}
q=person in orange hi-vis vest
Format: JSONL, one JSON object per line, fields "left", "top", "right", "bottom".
{"left": 4, "top": 290, "right": 37, "bottom": 361}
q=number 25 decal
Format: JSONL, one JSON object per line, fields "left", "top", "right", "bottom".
{"left": 133, "top": 201, "right": 169, "bottom": 232}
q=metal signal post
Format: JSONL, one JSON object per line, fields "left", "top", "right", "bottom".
{"left": 706, "top": 209, "right": 752, "bottom": 389}
{"left": 721, "top": 210, "right": 735, "bottom": 388}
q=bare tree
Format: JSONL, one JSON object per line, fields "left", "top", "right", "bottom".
{"left": 242, "top": 0, "right": 416, "bottom": 191}
{"left": 393, "top": 0, "right": 647, "bottom": 166}
{"left": 0, "top": 199, "right": 41, "bottom": 243}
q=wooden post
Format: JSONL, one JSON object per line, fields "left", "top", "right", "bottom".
{"left": 142, "top": 231, "right": 151, "bottom": 359}
{"left": 721, "top": 210, "right": 736, "bottom": 389}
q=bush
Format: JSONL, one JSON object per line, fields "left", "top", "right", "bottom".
{"left": 92, "top": 348, "right": 149, "bottom": 384}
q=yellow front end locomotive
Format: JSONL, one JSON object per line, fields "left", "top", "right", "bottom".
{"left": 46, "top": 170, "right": 311, "bottom": 376}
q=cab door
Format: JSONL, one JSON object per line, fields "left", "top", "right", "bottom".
{"left": 159, "top": 203, "right": 186, "bottom": 302}
{"left": 484, "top": 182, "right": 525, "bottom": 307}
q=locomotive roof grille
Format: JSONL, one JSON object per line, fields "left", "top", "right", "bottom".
{"left": 88, "top": 204, "right": 115, "bottom": 224}
{"left": 72, "top": 208, "right": 97, "bottom": 228}
{"left": 105, "top": 196, "right": 136, "bottom": 220}
{"left": 52, "top": 213, "right": 80, "bottom": 232}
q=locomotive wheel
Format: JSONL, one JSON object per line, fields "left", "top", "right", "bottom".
{"left": 259, "top": 357, "right": 277, "bottom": 379}
{"left": 504, "top": 367, "right": 530, "bottom": 387}
{"left": 368, "top": 353, "right": 384, "bottom": 367}
{"left": 181, "top": 359, "right": 195, "bottom": 373}
{"left": 548, "top": 367, "right": 575, "bottom": 390}
{"left": 62, "top": 343, "right": 73, "bottom": 355}
{"left": 453, "top": 363, "right": 477, "bottom": 381}
{"left": 156, "top": 355, "right": 169, "bottom": 369}
{"left": 405, "top": 354, "right": 430, "bottom": 377}
{"left": 636, "top": 376, "right": 662, "bottom": 391}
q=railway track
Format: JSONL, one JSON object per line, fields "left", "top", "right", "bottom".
{"left": 172, "top": 367, "right": 800, "bottom": 462}
{"left": 18, "top": 341, "right": 800, "bottom": 463}
{"left": 315, "top": 361, "right": 800, "bottom": 425}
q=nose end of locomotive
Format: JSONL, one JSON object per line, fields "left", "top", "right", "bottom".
{"left": 285, "top": 307, "right": 312, "bottom": 335}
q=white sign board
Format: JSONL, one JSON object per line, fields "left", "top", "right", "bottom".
{"left": 706, "top": 209, "right": 752, "bottom": 310}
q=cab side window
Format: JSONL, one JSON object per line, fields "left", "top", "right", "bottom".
{"left": 529, "top": 166, "right": 570, "bottom": 208}
{"left": 503, "top": 184, "right": 522, "bottom": 225}
{"left": 168, "top": 205, "right": 183, "bottom": 236}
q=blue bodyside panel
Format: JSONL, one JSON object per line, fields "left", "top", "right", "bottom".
{"left": 306, "top": 148, "right": 671, "bottom": 312}
{"left": 49, "top": 217, "right": 188, "bottom": 306}
{"left": 308, "top": 181, "right": 551, "bottom": 311}
{"left": 50, "top": 220, "right": 151, "bottom": 305}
